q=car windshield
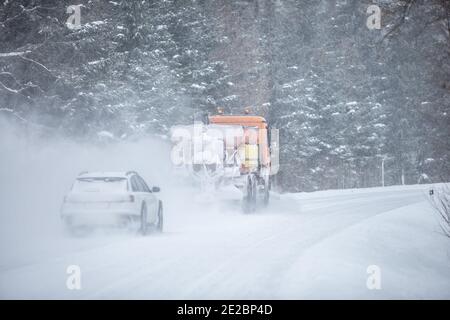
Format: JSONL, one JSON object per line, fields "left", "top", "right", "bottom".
{"left": 72, "top": 177, "right": 128, "bottom": 193}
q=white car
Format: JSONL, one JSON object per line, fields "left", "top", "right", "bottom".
{"left": 61, "top": 171, "right": 163, "bottom": 235}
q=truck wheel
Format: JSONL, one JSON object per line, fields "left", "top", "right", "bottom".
{"left": 243, "top": 175, "right": 257, "bottom": 213}
{"left": 263, "top": 179, "right": 270, "bottom": 207}
{"left": 251, "top": 176, "right": 257, "bottom": 211}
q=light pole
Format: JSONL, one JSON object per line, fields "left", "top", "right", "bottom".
{"left": 381, "top": 157, "right": 385, "bottom": 187}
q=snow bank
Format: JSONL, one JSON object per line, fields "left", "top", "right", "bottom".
{"left": 278, "top": 201, "right": 450, "bottom": 299}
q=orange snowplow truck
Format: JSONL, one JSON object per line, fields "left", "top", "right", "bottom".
{"left": 208, "top": 112, "right": 273, "bottom": 212}
{"left": 209, "top": 115, "right": 271, "bottom": 173}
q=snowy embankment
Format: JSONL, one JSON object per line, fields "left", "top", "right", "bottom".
{"left": 279, "top": 189, "right": 450, "bottom": 299}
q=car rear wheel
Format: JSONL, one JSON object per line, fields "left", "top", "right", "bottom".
{"left": 156, "top": 201, "right": 163, "bottom": 232}
{"left": 140, "top": 203, "right": 148, "bottom": 235}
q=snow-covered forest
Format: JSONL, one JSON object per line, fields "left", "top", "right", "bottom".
{"left": 0, "top": 0, "right": 449, "bottom": 192}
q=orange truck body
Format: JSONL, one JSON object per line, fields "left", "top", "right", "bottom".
{"left": 208, "top": 115, "right": 271, "bottom": 170}
{"left": 209, "top": 115, "right": 268, "bottom": 129}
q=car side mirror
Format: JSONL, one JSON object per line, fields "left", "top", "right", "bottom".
{"left": 152, "top": 186, "right": 160, "bottom": 193}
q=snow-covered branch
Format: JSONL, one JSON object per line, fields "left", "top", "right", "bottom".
{"left": 0, "top": 5, "right": 57, "bottom": 27}
{"left": 0, "top": 51, "right": 31, "bottom": 57}
{"left": 429, "top": 184, "right": 450, "bottom": 238}
{"left": 0, "top": 80, "right": 18, "bottom": 93}
{"left": 382, "top": 0, "right": 417, "bottom": 41}
{"left": 19, "top": 55, "right": 55, "bottom": 77}
{"left": 0, "top": 80, "right": 35, "bottom": 103}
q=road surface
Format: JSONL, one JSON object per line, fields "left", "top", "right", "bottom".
{"left": 1, "top": 184, "right": 448, "bottom": 299}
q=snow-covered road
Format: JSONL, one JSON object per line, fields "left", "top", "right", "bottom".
{"left": 1, "top": 184, "right": 449, "bottom": 299}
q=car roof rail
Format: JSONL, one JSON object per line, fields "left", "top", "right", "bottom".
{"left": 126, "top": 171, "right": 138, "bottom": 176}
{"left": 78, "top": 171, "right": 89, "bottom": 176}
